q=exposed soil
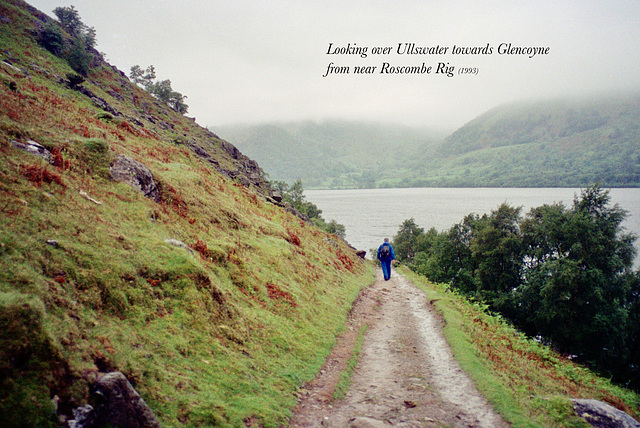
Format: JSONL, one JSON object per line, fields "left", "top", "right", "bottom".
{"left": 289, "top": 269, "right": 509, "bottom": 427}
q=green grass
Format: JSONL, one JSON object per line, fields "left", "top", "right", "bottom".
{"left": 402, "top": 267, "right": 640, "bottom": 427}
{"left": 333, "top": 324, "right": 368, "bottom": 401}
{"left": 0, "top": 1, "right": 376, "bottom": 425}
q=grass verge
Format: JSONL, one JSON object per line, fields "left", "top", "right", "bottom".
{"left": 333, "top": 324, "right": 368, "bottom": 401}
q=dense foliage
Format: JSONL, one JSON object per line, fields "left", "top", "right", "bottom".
{"left": 37, "top": 6, "right": 96, "bottom": 75}
{"left": 272, "top": 179, "right": 347, "bottom": 238}
{"left": 393, "top": 186, "right": 640, "bottom": 389}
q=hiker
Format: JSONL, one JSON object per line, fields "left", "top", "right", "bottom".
{"left": 377, "top": 238, "right": 395, "bottom": 281}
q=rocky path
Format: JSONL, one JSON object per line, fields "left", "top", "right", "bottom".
{"left": 289, "top": 269, "right": 509, "bottom": 427}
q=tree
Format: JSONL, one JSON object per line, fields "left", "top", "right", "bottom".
{"left": 286, "top": 179, "right": 305, "bottom": 207}
{"left": 271, "top": 179, "right": 346, "bottom": 238}
{"left": 39, "top": 6, "right": 97, "bottom": 76}
{"left": 392, "top": 218, "right": 424, "bottom": 262}
{"left": 168, "top": 91, "right": 189, "bottom": 114}
{"left": 38, "top": 22, "right": 65, "bottom": 56}
{"left": 436, "top": 214, "right": 480, "bottom": 294}
{"left": 53, "top": 5, "right": 96, "bottom": 49}
{"left": 470, "top": 204, "right": 523, "bottom": 311}
{"left": 130, "top": 66, "right": 189, "bottom": 114}
{"left": 64, "top": 39, "right": 92, "bottom": 76}
{"left": 130, "top": 65, "right": 156, "bottom": 88}
{"left": 53, "top": 5, "right": 83, "bottom": 36}
{"left": 325, "top": 220, "right": 346, "bottom": 239}
{"left": 519, "top": 185, "right": 637, "bottom": 372}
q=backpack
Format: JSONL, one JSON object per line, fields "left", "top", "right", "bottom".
{"left": 380, "top": 245, "right": 391, "bottom": 259}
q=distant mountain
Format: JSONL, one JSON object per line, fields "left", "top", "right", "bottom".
{"left": 214, "top": 121, "right": 444, "bottom": 188}
{"left": 215, "top": 93, "right": 640, "bottom": 189}
{"left": 406, "top": 93, "right": 640, "bottom": 187}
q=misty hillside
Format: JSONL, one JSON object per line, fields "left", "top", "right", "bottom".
{"left": 0, "top": 1, "right": 371, "bottom": 425}
{"left": 218, "top": 94, "right": 640, "bottom": 189}
{"left": 215, "top": 121, "right": 443, "bottom": 188}
{"left": 406, "top": 93, "right": 640, "bottom": 187}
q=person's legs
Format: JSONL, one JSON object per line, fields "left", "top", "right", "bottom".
{"left": 381, "top": 260, "right": 391, "bottom": 280}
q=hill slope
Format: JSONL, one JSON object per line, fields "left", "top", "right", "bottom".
{"left": 218, "top": 94, "right": 640, "bottom": 189}
{"left": 215, "top": 120, "right": 442, "bottom": 189}
{"left": 0, "top": 1, "right": 372, "bottom": 426}
{"left": 406, "top": 93, "right": 640, "bottom": 187}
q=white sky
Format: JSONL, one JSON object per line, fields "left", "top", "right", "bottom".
{"left": 27, "top": 0, "right": 640, "bottom": 132}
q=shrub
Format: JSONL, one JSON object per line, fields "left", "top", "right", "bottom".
{"left": 38, "top": 22, "right": 65, "bottom": 56}
{"left": 64, "top": 40, "right": 92, "bottom": 76}
{"left": 72, "top": 139, "right": 112, "bottom": 178}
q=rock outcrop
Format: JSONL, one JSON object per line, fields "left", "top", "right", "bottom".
{"left": 573, "top": 399, "right": 640, "bottom": 428}
{"left": 109, "top": 155, "right": 160, "bottom": 202}
{"left": 67, "top": 372, "right": 161, "bottom": 428}
{"left": 12, "top": 139, "right": 52, "bottom": 163}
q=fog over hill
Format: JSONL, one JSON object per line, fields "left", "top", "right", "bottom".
{"left": 214, "top": 120, "right": 445, "bottom": 189}
{"left": 217, "top": 92, "right": 640, "bottom": 189}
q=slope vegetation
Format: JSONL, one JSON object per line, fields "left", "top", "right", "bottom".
{"left": 0, "top": 1, "right": 372, "bottom": 426}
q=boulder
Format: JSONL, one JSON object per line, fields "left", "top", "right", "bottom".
{"left": 572, "top": 399, "right": 640, "bottom": 428}
{"left": 12, "top": 139, "right": 52, "bottom": 163}
{"left": 67, "top": 372, "right": 161, "bottom": 428}
{"left": 110, "top": 155, "right": 160, "bottom": 202}
{"left": 270, "top": 191, "right": 283, "bottom": 203}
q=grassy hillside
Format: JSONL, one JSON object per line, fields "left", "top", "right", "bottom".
{"left": 215, "top": 120, "right": 442, "bottom": 189}
{"left": 403, "top": 94, "right": 640, "bottom": 187}
{"left": 218, "top": 94, "right": 640, "bottom": 189}
{"left": 0, "top": 1, "right": 373, "bottom": 426}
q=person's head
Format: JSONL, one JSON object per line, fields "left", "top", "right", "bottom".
{"left": 384, "top": 238, "right": 389, "bottom": 243}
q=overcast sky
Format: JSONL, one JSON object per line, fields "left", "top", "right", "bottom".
{"left": 28, "top": 0, "right": 640, "bottom": 132}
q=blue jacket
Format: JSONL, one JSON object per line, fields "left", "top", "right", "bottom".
{"left": 377, "top": 242, "right": 395, "bottom": 261}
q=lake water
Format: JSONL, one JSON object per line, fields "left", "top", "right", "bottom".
{"left": 305, "top": 188, "right": 640, "bottom": 262}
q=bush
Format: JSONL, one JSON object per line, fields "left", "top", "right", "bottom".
{"left": 64, "top": 40, "right": 92, "bottom": 76}
{"left": 72, "top": 139, "right": 112, "bottom": 178}
{"left": 38, "top": 22, "right": 65, "bottom": 56}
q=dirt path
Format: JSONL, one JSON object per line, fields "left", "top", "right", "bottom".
{"left": 289, "top": 269, "right": 509, "bottom": 427}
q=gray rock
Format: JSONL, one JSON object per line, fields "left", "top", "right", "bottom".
{"left": 67, "top": 404, "right": 95, "bottom": 428}
{"left": 67, "top": 372, "right": 161, "bottom": 428}
{"left": 92, "top": 372, "right": 161, "bottom": 428}
{"left": 270, "top": 191, "right": 283, "bottom": 203}
{"left": 164, "top": 238, "right": 193, "bottom": 254}
{"left": 110, "top": 155, "right": 160, "bottom": 202}
{"left": 12, "top": 139, "right": 52, "bottom": 163}
{"left": 573, "top": 398, "right": 640, "bottom": 428}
